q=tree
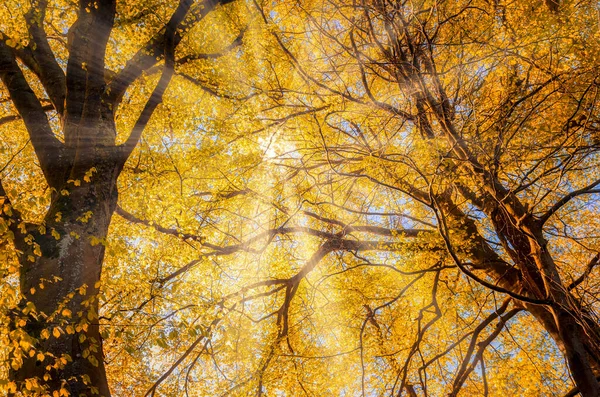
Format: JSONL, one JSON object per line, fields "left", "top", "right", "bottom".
{"left": 0, "top": 0, "right": 257, "bottom": 395}
{"left": 250, "top": 0, "right": 600, "bottom": 395}
{"left": 2, "top": 0, "right": 600, "bottom": 396}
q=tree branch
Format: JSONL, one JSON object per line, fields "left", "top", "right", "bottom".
{"left": 450, "top": 307, "right": 522, "bottom": 396}
{"left": 0, "top": 104, "right": 55, "bottom": 126}
{"left": 23, "top": 0, "right": 67, "bottom": 116}
{"left": 0, "top": 40, "right": 65, "bottom": 187}
{"left": 118, "top": 0, "right": 195, "bottom": 161}
{"left": 106, "top": 0, "right": 235, "bottom": 107}
{"left": 538, "top": 178, "right": 600, "bottom": 226}
{"left": 568, "top": 253, "right": 600, "bottom": 291}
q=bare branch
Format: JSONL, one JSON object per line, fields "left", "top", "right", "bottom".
{"left": 450, "top": 307, "right": 522, "bottom": 396}
{"left": 538, "top": 178, "right": 600, "bottom": 226}
{"left": 568, "top": 253, "right": 600, "bottom": 291}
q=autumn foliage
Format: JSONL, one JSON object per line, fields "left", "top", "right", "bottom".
{"left": 1, "top": 0, "right": 600, "bottom": 396}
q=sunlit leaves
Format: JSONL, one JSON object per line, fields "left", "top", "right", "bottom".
{"left": 2, "top": 0, "right": 600, "bottom": 395}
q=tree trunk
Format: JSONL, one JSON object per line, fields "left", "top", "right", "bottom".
{"left": 446, "top": 196, "right": 600, "bottom": 395}
{"left": 10, "top": 155, "right": 120, "bottom": 397}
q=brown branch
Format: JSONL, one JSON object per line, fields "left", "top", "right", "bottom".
{"left": 177, "top": 71, "right": 257, "bottom": 100}
{"left": 349, "top": 29, "right": 415, "bottom": 121}
{"left": 568, "top": 253, "right": 600, "bottom": 291}
{"left": 119, "top": 0, "right": 190, "bottom": 162}
{"left": 396, "top": 271, "right": 442, "bottom": 394}
{"left": 106, "top": 0, "right": 236, "bottom": 107}
{"left": 450, "top": 307, "right": 522, "bottom": 396}
{"left": 162, "top": 236, "right": 419, "bottom": 284}
{"left": 0, "top": 140, "right": 30, "bottom": 175}
{"left": 115, "top": 205, "right": 206, "bottom": 243}
{"left": 431, "top": 191, "right": 551, "bottom": 305}
{"left": 116, "top": 204, "right": 431, "bottom": 283}
{"left": 23, "top": 0, "right": 66, "bottom": 116}
{"left": 0, "top": 104, "right": 55, "bottom": 126}
{"left": 450, "top": 298, "right": 511, "bottom": 395}
{"left": 143, "top": 308, "right": 228, "bottom": 397}
{"left": 0, "top": 40, "right": 65, "bottom": 187}
{"left": 538, "top": 178, "right": 600, "bottom": 226}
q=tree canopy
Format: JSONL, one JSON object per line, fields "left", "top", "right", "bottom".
{"left": 1, "top": 0, "right": 600, "bottom": 396}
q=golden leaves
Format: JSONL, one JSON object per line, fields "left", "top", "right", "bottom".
{"left": 1, "top": 0, "right": 599, "bottom": 396}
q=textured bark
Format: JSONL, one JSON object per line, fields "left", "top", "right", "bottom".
{"left": 10, "top": 150, "right": 120, "bottom": 396}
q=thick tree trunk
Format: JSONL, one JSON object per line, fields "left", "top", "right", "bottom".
{"left": 10, "top": 157, "right": 120, "bottom": 397}
{"left": 504, "top": 221, "right": 600, "bottom": 395}
{"left": 525, "top": 303, "right": 600, "bottom": 396}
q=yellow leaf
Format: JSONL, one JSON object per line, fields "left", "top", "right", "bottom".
{"left": 51, "top": 228, "right": 61, "bottom": 240}
{"left": 88, "top": 355, "right": 99, "bottom": 367}
{"left": 10, "top": 360, "right": 19, "bottom": 371}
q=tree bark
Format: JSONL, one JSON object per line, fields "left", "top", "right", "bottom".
{"left": 441, "top": 193, "right": 600, "bottom": 395}
{"left": 10, "top": 152, "right": 120, "bottom": 396}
